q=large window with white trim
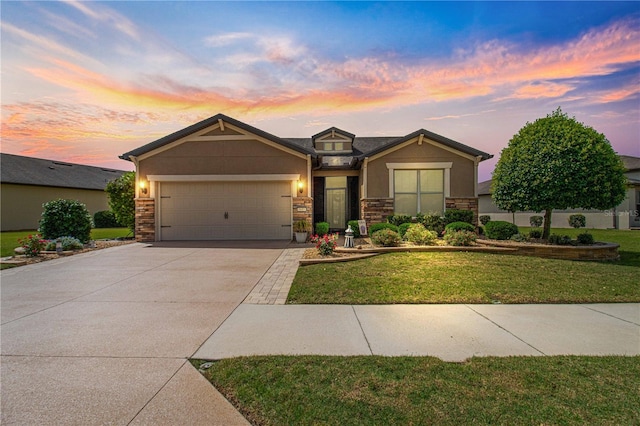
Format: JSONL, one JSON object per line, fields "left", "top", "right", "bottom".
{"left": 394, "top": 169, "right": 444, "bottom": 216}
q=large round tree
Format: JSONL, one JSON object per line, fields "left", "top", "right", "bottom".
{"left": 492, "top": 108, "right": 626, "bottom": 239}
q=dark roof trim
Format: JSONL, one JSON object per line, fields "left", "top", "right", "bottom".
{"left": 120, "top": 113, "right": 314, "bottom": 160}
{"left": 362, "top": 129, "right": 493, "bottom": 161}
{"left": 311, "top": 127, "right": 356, "bottom": 142}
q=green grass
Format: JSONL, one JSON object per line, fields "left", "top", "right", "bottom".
{"left": 288, "top": 228, "right": 639, "bottom": 304}
{"left": 1, "top": 228, "right": 131, "bottom": 257}
{"left": 194, "top": 355, "right": 640, "bottom": 426}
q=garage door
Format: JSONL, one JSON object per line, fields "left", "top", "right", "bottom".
{"left": 159, "top": 181, "right": 292, "bottom": 240}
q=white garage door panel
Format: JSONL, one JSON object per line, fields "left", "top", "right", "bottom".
{"left": 160, "top": 181, "right": 292, "bottom": 240}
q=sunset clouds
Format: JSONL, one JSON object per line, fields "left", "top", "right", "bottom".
{"left": 1, "top": 1, "right": 638, "bottom": 175}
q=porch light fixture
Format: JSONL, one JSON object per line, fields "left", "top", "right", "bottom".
{"left": 139, "top": 180, "right": 148, "bottom": 195}
{"left": 298, "top": 180, "right": 304, "bottom": 194}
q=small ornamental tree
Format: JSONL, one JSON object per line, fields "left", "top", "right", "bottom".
{"left": 492, "top": 108, "right": 626, "bottom": 239}
{"left": 105, "top": 172, "right": 135, "bottom": 232}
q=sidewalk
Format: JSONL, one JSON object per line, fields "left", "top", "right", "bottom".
{"left": 194, "top": 303, "right": 640, "bottom": 362}
{"left": 198, "top": 247, "right": 640, "bottom": 362}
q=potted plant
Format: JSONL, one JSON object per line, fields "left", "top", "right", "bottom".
{"left": 293, "top": 220, "right": 311, "bottom": 243}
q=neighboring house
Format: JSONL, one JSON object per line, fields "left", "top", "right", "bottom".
{"left": 120, "top": 113, "right": 492, "bottom": 242}
{"left": 478, "top": 155, "right": 640, "bottom": 230}
{"left": 0, "top": 153, "right": 128, "bottom": 231}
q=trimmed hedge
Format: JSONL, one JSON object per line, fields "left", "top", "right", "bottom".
{"left": 371, "top": 228, "right": 401, "bottom": 247}
{"left": 39, "top": 199, "right": 92, "bottom": 243}
{"left": 484, "top": 221, "right": 519, "bottom": 240}
{"left": 369, "top": 223, "right": 399, "bottom": 235}
{"left": 444, "top": 221, "right": 476, "bottom": 234}
{"left": 347, "top": 220, "right": 361, "bottom": 238}
{"left": 315, "top": 222, "right": 330, "bottom": 236}
{"left": 94, "top": 210, "right": 122, "bottom": 228}
{"left": 444, "top": 209, "right": 474, "bottom": 224}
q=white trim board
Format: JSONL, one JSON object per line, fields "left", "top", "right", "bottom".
{"left": 148, "top": 174, "right": 300, "bottom": 182}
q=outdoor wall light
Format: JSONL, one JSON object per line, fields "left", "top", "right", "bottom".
{"left": 139, "top": 180, "right": 148, "bottom": 195}
{"left": 298, "top": 180, "right": 304, "bottom": 194}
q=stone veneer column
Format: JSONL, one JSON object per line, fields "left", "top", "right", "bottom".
{"left": 292, "top": 197, "right": 313, "bottom": 223}
{"left": 360, "top": 198, "right": 394, "bottom": 228}
{"left": 135, "top": 198, "right": 155, "bottom": 242}
{"left": 445, "top": 197, "right": 479, "bottom": 226}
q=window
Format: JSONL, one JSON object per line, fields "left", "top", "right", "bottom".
{"left": 315, "top": 140, "right": 351, "bottom": 152}
{"left": 394, "top": 169, "right": 444, "bottom": 216}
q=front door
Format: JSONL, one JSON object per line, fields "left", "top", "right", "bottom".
{"left": 325, "top": 176, "right": 347, "bottom": 230}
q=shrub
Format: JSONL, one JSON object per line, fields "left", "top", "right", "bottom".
{"left": 105, "top": 172, "right": 135, "bottom": 232}
{"left": 529, "top": 215, "right": 543, "bottom": 228}
{"left": 93, "top": 210, "right": 122, "bottom": 228}
{"left": 371, "top": 229, "right": 401, "bottom": 247}
{"left": 310, "top": 233, "right": 339, "bottom": 256}
{"left": 347, "top": 220, "right": 361, "bottom": 238}
{"left": 510, "top": 233, "right": 527, "bottom": 242}
{"left": 18, "top": 234, "right": 46, "bottom": 257}
{"left": 404, "top": 224, "right": 437, "bottom": 245}
{"left": 315, "top": 222, "right": 329, "bottom": 236}
{"left": 528, "top": 229, "right": 543, "bottom": 239}
{"left": 549, "top": 234, "right": 572, "bottom": 245}
{"left": 39, "top": 199, "right": 93, "bottom": 243}
{"left": 386, "top": 214, "right": 413, "bottom": 226}
{"left": 44, "top": 236, "right": 84, "bottom": 251}
{"left": 417, "top": 213, "right": 446, "bottom": 235}
{"left": 444, "top": 230, "right": 477, "bottom": 246}
{"left": 484, "top": 221, "right": 519, "bottom": 240}
{"left": 479, "top": 215, "right": 491, "bottom": 226}
{"left": 444, "top": 209, "right": 474, "bottom": 224}
{"left": 398, "top": 222, "right": 412, "bottom": 238}
{"left": 444, "top": 221, "right": 476, "bottom": 234}
{"left": 369, "top": 222, "right": 398, "bottom": 235}
{"left": 577, "top": 232, "right": 595, "bottom": 245}
{"left": 569, "top": 214, "right": 586, "bottom": 229}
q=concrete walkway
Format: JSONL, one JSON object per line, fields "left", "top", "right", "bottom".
{"left": 194, "top": 303, "right": 640, "bottom": 362}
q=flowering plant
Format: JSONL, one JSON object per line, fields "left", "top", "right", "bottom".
{"left": 310, "top": 233, "right": 339, "bottom": 256}
{"left": 18, "top": 234, "right": 46, "bottom": 257}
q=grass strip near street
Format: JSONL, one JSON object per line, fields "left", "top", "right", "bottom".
{"left": 194, "top": 355, "right": 640, "bottom": 426}
{"left": 1, "top": 228, "right": 131, "bottom": 257}
{"left": 288, "top": 229, "right": 639, "bottom": 304}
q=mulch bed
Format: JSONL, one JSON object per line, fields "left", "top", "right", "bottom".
{"left": 3, "top": 240, "right": 136, "bottom": 267}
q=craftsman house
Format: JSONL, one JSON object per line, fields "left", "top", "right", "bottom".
{"left": 120, "top": 114, "right": 492, "bottom": 242}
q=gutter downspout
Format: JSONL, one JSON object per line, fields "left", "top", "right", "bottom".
{"left": 363, "top": 157, "right": 369, "bottom": 199}
{"left": 306, "top": 154, "right": 312, "bottom": 198}
{"left": 474, "top": 155, "right": 482, "bottom": 197}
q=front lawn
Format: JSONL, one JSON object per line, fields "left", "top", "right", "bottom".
{"left": 288, "top": 228, "right": 639, "bottom": 304}
{"left": 195, "top": 355, "right": 640, "bottom": 426}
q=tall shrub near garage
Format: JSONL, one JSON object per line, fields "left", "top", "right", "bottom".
{"left": 39, "top": 199, "right": 93, "bottom": 243}
{"left": 105, "top": 171, "right": 135, "bottom": 232}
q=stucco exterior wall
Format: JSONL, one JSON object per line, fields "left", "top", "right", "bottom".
{"left": 1, "top": 183, "right": 110, "bottom": 231}
{"left": 138, "top": 139, "right": 308, "bottom": 180}
{"left": 478, "top": 192, "right": 636, "bottom": 229}
{"left": 366, "top": 140, "right": 476, "bottom": 198}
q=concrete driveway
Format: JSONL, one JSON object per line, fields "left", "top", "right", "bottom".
{"left": 1, "top": 242, "right": 286, "bottom": 425}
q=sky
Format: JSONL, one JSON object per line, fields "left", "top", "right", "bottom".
{"left": 1, "top": 1, "right": 639, "bottom": 182}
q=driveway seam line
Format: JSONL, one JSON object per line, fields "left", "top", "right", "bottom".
{"left": 578, "top": 304, "right": 640, "bottom": 326}
{"left": 464, "top": 305, "right": 547, "bottom": 356}
{"left": 127, "top": 359, "right": 188, "bottom": 426}
{"left": 351, "top": 306, "right": 374, "bottom": 355}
